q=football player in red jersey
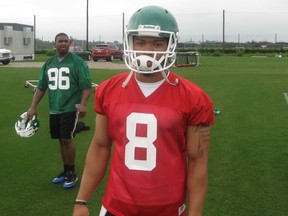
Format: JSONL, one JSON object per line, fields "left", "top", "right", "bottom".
{"left": 73, "top": 5, "right": 214, "bottom": 216}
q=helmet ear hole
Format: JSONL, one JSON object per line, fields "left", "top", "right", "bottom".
{"left": 15, "top": 112, "right": 40, "bottom": 138}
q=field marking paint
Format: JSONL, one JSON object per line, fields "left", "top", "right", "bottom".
{"left": 283, "top": 93, "right": 288, "bottom": 104}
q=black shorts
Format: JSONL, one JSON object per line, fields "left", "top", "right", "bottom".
{"left": 49, "top": 112, "right": 78, "bottom": 139}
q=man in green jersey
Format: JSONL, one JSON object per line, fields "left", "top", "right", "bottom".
{"left": 27, "top": 32, "right": 92, "bottom": 189}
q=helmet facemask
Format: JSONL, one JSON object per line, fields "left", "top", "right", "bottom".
{"left": 124, "top": 27, "right": 178, "bottom": 74}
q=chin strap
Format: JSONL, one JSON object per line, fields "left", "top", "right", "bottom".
{"left": 122, "top": 70, "right": 134, "bottom": 88}
{"left": 160, "top": 70, "right": 179, "bottom": 86}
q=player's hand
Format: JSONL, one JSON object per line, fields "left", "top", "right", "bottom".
{"left": 27, "top": 108, "right": 37, "bottom": 120}
{"left": 73, "top": 205, "right": 89, "bottom": 216}
{"left": 76, "top": 104, "right": 87, "bottom": 118}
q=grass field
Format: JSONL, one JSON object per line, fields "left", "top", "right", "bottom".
{"left": 1, "top": 56, "right": 288, "bottom": 215}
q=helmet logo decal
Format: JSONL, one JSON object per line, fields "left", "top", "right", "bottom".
{"left": 138, "top": 25, "right": 161, "bottom": 30}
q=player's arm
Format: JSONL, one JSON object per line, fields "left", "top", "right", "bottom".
{"left": 186, "top": 125, "right": 210, "bottom": 216}
{"left": 76, "top": 89, "right": 91, "bottom": 118}
{"left": 73, "top": 113, "right": 112, "bottom": 216}
{"left": 27, "top": 88, "right": 45, "bottom": 119}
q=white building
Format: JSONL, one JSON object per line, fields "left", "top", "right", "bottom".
{"left": 0, "top": 23, "right": 34, "bottom": 60}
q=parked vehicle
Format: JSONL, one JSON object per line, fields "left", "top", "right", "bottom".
{"left": 0, "top": 47, "right": 14, "bottom": 65}
{"left": 91, "top": 44, "right": 123, "bottom": 62}
{"left": 69, "top": 46, "right": 91, "bottom": 61}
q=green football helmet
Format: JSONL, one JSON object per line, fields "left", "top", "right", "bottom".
{"left": 124, "top": 5, "right": 179, "bottom": 74}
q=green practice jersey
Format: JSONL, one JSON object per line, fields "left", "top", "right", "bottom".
{"left": 37, "top": 52, "right": 92, "bottom": 114}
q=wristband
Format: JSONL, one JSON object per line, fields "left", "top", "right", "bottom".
{"left": 74, "top": 199, "right": 87, "bottom": 205}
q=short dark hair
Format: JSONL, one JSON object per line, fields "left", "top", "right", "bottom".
{"left": 54, "top": 33, "right": 68, "bottom": 42}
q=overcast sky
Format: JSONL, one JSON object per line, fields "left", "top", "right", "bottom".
{"left": 1, "top": 0, "right": 288, "bottom": 43}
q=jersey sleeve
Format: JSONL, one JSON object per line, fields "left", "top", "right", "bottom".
{"left": 94, "top": 79, "right": 110, "bottom": 115}
{"left": 94, "top": 79, "right": 113, "bottom": 115}
{"left": 37, "top": 60, "right": 50, "bottom": 91}
{"left": 94, "top": 73, "right": 129, "bottom": 115}
{"left": 189, "top": 89, "right": 214, "bottom": 126}
{"left": 178, "top": 77, "right": 214, "bottom": 127}
{"left": 75, "top": 55, "right": 92, "bottom": 90}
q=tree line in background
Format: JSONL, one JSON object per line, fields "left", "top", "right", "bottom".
{"left": 35, "top": 38, "right": 288, "bottom": 57}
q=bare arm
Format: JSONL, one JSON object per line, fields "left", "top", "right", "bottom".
{"left": 186, "top": 125, "right": 211, "bottom": 216}
{"left": 76, "top": 89, "right": 91, "bottom": 118}
{"left": 73, "top": 113, "right": 112, "bottom": 216}
{"left": 27, "top": 88, "right": 45, "bottom": 119}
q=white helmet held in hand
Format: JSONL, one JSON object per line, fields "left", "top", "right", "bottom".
{"left": 15, "top": 112, "right": 40, "bottom": 138}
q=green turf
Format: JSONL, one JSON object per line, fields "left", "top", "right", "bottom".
{"left": 1, "top": 56, "right": 288, "bottom": 215}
